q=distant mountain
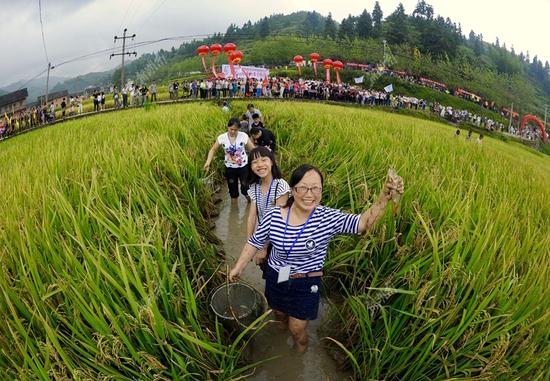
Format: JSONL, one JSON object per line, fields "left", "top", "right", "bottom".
{"left": 0, "top": 89, "right": 6, "bottom": 96}
{"left": 51, "top": 70, "right": 115, "bottom": 95}
{"left": 0, "top": 76, "right": 68, "bottom": 105}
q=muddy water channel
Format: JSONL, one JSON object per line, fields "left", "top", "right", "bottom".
{"left": 214, "top": 196, "right": 350, "bottom": 381}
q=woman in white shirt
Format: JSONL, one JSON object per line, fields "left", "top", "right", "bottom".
{"left": 204, "top": 117, "right": 255, "bottom": 201}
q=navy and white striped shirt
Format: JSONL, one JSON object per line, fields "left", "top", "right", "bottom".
{"left": 247, "top": 179, "right": 290, "bottom": 223}
{"left": 248, "top": 206, "right": 361, "bottom": 274}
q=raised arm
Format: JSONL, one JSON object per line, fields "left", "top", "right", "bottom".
{"left": 203, "top": 140, "right": 220, "bottom": 172}
{"left": 358, "top": 174, "right": 404, "bottom": 234}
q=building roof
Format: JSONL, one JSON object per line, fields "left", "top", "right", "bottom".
{"left": 0, "top": 88, "right": 28, "bottom": 108}
{"left": 37, "top": 89, "right": 69, "bottom": 104}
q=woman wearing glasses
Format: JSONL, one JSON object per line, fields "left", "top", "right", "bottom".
{"left": 229, "top": 164, "right": 404, "bottom": 352}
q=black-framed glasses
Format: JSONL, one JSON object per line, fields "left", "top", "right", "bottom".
{"left": 294, "top": 186, "right": 322, "bottom": 195}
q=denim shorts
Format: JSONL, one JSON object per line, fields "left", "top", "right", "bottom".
{"left": 264, "top": 266, "right": 322, "bottom": 320}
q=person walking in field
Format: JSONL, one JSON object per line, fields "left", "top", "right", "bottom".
{"left": 245, "top": 146, "right": 290, "bottom": 276}
{"left": 204, "top": 117, "right": 256, "bottom": 203}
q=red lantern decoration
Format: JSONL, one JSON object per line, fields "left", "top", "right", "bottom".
{"left": 309, "top": 52, "right": 320, "bottom": 77}
{"left": 224, "top": 43, "right": 237, "bottom": 78}
{"left": 229, "top": 50, "right": 248, "bottom": 79}
{"left": 229, "top": 50, "right": 243, "bottom": 64}
{"left": 197, "top": 45, "right": 209, "bottom": 73}
{"left": 332, "top": 60, "right": 344, "bottom": 84}
{"left": 293, "top": 55, "right": 304, "bottom": 76}
{"left": 322, "top": 58, "right": 333, "bottom": 83}
{"left": 223, "top": 43, "right": 236, "bottom": 55}
{"left": 209, "top": 44, "right": 223, "bottom": 78}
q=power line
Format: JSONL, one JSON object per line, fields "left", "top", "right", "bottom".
{"left": 38, "top": 0, "right": 49, "bottom": 64}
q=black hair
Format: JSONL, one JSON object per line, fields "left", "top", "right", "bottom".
{"left": 247, "top": 103, "right": 254, "bottom": 109}
{"left": 250, "top": 127, "right": 261, "bottom": 136}
{"left": 247, "top": 146, "right": 281, "bottom": 184}
{"left": 227, "top": 117, "right": 240, "bottom": 127}
{"left": 252, "top": 113, "right": 260, "bottom": 119}
{"left": 284, "top": 164, "right": 324, "bottom": 208}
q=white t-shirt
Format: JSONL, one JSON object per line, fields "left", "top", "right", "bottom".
{"left": 217, "top": 131, "right": 249, "bottom": 168}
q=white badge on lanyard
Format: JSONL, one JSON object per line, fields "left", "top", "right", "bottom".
{"left": 277, "top": 265, "right": 291, "bottom": 283}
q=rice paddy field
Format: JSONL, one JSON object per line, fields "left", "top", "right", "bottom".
{"left": 0, "top": 100, "right": 548, "bottom": 380}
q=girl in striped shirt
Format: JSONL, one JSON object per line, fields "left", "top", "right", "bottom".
{"left": 230, "top": 164, "right": 404, "bottom": 353}
{"left": 246, "top": 147, "right": 290, "bottom": 272}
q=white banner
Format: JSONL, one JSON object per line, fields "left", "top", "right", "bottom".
{"left": 354, "top": 76, "right": 364, "bottom": 84}
{"left": 221, "top": 64, "right": 269, "bottom": 80}
{"left": 384, "top": 84, "right": 394, "bottom": 93}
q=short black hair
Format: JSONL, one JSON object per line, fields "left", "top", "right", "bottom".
{"left": 227, "top": 117, "right": 240, "bottom": 127}
{"left": 247, "top": 103, "right": 254, "bottom": 109}
{"left": 250, "top": 127, "right": 261, "bottom": 135}
{"left": 252, "top": 113, "right": 260, "bottom": 119}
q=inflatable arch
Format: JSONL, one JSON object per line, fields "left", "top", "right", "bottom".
{"left": 519, "top": 114, "right": 547, "bottom": 143}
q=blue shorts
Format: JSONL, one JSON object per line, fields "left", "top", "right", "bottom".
{"left": 264, "top": 266, "right": 322, "bottom": 320}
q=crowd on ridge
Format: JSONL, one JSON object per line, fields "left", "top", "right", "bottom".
{"left": 1, "top": 76, "right": 544, "bottom": 143}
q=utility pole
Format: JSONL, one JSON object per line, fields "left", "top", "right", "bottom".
{"left": 45, "top": 62, "right": 51, "bottom": 105}
{"left": 111, "top": 28, "right": 137, "bottom": 92}
{"left": 508, "top": 102, "right": 514, "bottom": 132}
{"left": 382, "top": 40, "right": 387, "bottom": 68}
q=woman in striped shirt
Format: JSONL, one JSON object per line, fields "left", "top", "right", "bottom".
{"left": 246, "top": 147, "right": 290, "bottom": 272}
{"left": 230, "top": 164, "right": 404, "bottom": 352}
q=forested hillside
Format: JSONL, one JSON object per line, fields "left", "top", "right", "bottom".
{"left": 109, "top": 1, "right": 549, "bottom": 116}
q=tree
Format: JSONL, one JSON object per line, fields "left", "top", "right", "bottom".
{"left": 372, "top": 1, "right": 383, "bottom": 37}
{"left": 258, "top": 17, "right": 270, "bottom": 38}
{"left": 338, "top": 14, "right": 356, "bottom": 40}
{"left": 384, "top": 3, "right": 408, "bottom": 45}
{"left": 356, "top": 9, "right": 373, "bottom": 39}
{"left": 304, "top": 11, "right": 322, "bottom": 37}
{"left": 412, "top": 0, "right": 434, "bottom": 19}
{"left": 324, "top": 12, "right": 337, "bottom": 39}
{"left": 495, "top": 37, "right": 500, "bottom": 48}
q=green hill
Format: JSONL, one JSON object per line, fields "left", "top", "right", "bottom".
{"left": 0, "top": 101, "right": 548, "bottom": 379}
{"left": 113, "top": 5, "right": 549, "bottom": 121}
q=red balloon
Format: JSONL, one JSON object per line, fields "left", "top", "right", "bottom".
{"left": 210, "top": 43, "right": 222, "bottom": 55}
{"left": 229, "top": 50, "right": 244, "bottom": 64}
{"left": 197, "top": 45, "right": 209, "bottom": 56}
{"left": 309, "top": 52, "right": 320, "bottom": 62}
{"left": 332, "top": 60, "right": 344, "bottom": 70}
{"left": 322, "top": 58, "right": 333, "bottom": 69}
{"left": 293, "top": 55, "right": 304, "bottom": 64}
{"left": 223, "top": 42, "right": 237, "bottom": 54}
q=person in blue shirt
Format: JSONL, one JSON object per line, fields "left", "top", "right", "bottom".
{"left": 230, "top": 164, "right": 404, "bottom": 352}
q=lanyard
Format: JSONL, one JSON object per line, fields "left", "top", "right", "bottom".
{"left": 282, "top": 205, "right": 316, "bottom": 260}
{"left": 256, "top": 178, "right": 274, "bottom": 211}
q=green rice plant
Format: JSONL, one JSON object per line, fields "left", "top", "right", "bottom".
{"left": 1, "top": 100, "right": 548, "bottom": 380}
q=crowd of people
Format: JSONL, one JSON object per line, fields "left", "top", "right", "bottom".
{"left": 1, "top": 74, "right": 545, "bottom": 144}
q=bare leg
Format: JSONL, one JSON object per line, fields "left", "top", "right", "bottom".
{"left": 288, "top": 317, "right": 308, "bottom": 353}
{"left": 273, "top": 309, "right": 288, "bottom": 330}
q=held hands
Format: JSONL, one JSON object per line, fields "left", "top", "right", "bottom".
{"left": 383, "top": 168, "right": 405, "bottom": 202}
{"left": 229, "top": 266, "right": 241, "bottom": 282}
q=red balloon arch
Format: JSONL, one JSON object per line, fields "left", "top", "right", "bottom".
{"left": 519, "top": 114, "right": 548, "bottom": 143}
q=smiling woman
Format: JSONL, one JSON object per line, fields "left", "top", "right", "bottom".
{"left": 229, "top": 163, "right": 404, "bottom": 352}
{"left": 204, "top": 117, "right": 255, "bottom": 201}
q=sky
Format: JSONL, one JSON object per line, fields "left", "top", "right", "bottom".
{"left": 1, "top": 0, "right": 549, "bottom": 88}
